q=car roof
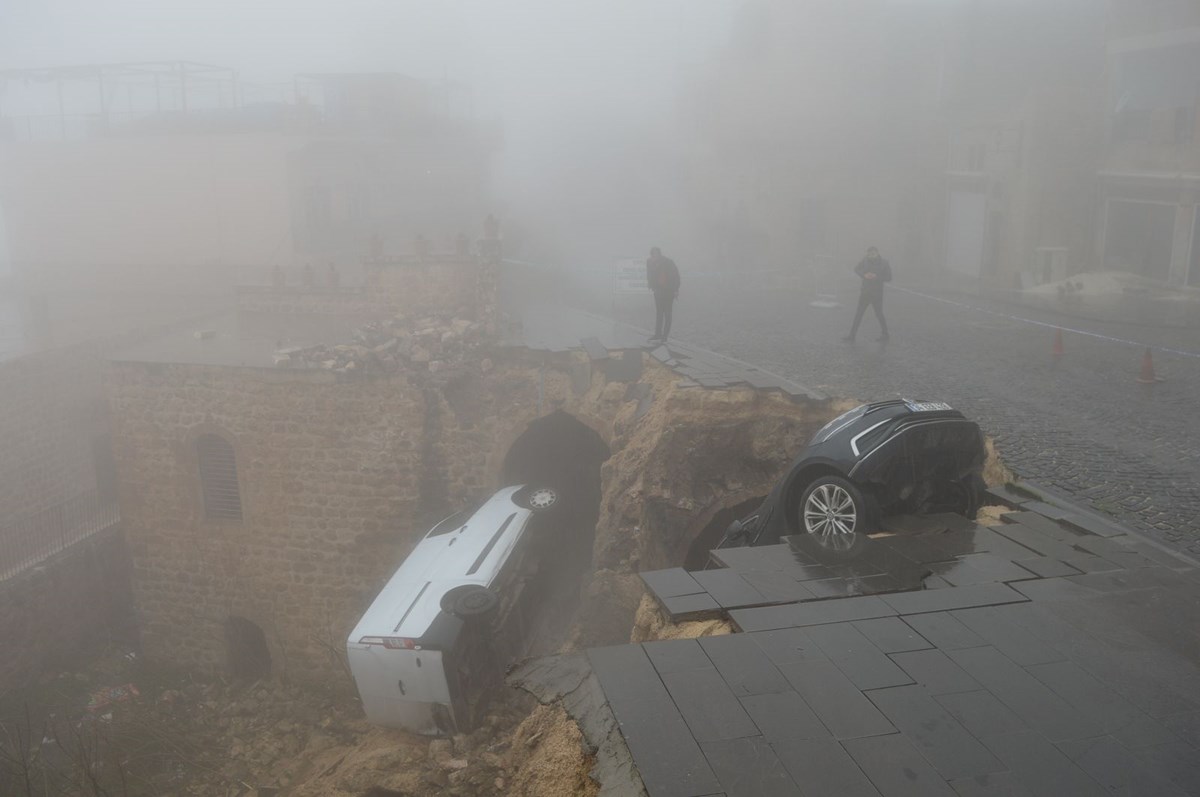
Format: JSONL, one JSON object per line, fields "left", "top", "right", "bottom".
{"left": 348, "top": 486, "right": 532, "bottom": 643}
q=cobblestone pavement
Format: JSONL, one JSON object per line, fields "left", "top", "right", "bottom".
{"left": 657, "top": 282, "right": 1200, "bottom": 557}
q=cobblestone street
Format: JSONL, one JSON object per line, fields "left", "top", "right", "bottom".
{"left": 655, "top": 280, "right": 1200, "bottom": 557}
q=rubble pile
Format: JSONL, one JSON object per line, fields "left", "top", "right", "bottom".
{"left": 272, "top": 313, "right": 492, "bottom": 376}
{"left": 0, "top": 649, "right": 589, "bottom": 797}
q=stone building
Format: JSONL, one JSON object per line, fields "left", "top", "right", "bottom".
{"left": 107, "top": 291, "right": 835, "bottom": 680}
{"left": 1099, "top": 1, "right": 1200, "bottom": 286}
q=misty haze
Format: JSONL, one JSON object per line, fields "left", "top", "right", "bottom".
{"left": 2, "top": 2, "right": 1199, "bottom": 796}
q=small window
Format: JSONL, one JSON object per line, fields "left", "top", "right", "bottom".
{"left": 197, "top": 434, "right": 242, "bottom": 521}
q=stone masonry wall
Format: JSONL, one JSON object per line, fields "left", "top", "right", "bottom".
{"left": 0, "top": 525, "right": 135, "bottom": 697}
{"left": 107, "top": 345, "right": 838, "bottom": 681}
{"left": 107, "top": 362, "right": 428, "bottom": 682}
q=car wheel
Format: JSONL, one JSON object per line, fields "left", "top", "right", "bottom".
{"left": 798, "top": 475, "right": 872, "bottom": 553}
{"left": 514, "top": 485, "right": 559, "bottom": 513}
{"left": 441, "top": 585, "right": 500, "bottom": 619}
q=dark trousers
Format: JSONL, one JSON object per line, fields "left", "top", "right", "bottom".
{"left": 654, "top": 293, "right": 674, "bottom": 340}
{"left": 849, "top": 291, "right": 888, "bottom": 339}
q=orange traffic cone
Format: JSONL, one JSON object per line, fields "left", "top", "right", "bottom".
{"left": 1137, "top": 348, "right": 1163, "bottom": 383}
{"left": 1052, "top": 328, "right": 1064, "bottom": 358}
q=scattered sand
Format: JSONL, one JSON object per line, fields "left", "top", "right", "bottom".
{"left": 629, "top": 592, "right": 732, "bottom": 643}
{"left": 505, "top": 704, "right": 599, "bottom": 797}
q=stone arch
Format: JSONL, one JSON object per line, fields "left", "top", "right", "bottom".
{"left": 490, "top": 407, "right": 612, "bottom": 488}
{"left": 224, "top": 615, "right": 271, "bottom": 680}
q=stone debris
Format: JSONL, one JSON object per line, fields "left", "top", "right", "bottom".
{"left": 270, "top": 314, "right": 487, "bottom": 375}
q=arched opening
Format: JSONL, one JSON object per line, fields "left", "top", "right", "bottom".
{"left": 684, "top": 495, "right": 768, "bottom": 571}
{"left": 224, "top": 616, "right": 271, "bottom": 680}
{"left": 501, "top": 411, "right": 610, "bottom": 654}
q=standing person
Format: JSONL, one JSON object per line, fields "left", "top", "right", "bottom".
{"left": 843, "top": 246, "right": 891, "bottom": 342}
{"left": 646, "top": 246, "right": 680, "bottom": 343}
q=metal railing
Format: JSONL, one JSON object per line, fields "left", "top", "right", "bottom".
{"left": 0, "top": 490, "right": 120, "bottom": 581}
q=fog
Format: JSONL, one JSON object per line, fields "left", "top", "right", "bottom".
{"left": 4, "top": 2, "right": 1200, "bottom": 794}
{"left": 2, "top": 0, "right": 736, "bottom": 272}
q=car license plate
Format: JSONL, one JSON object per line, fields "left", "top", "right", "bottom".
{"left": 906, "top": 401, "right": 953, "bottom": 413}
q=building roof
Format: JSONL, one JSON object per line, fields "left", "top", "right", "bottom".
{"left": 109, "top": 310, "right": 364, "bottom": 368}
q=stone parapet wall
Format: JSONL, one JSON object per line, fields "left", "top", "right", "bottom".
{"left": 236, "top": 256, "right": 487, "bottom": 320}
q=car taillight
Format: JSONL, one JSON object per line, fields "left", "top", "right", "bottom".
{"left": 359, "top": 636, "right": 418, "bottom": 650}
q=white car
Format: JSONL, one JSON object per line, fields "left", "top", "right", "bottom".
{"left": 347, "top": 484, "right": 558, "bottom": 735}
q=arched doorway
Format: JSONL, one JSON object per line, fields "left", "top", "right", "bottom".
{"left": 225, "top": 616, "right": 271, "bottom": 680}
{"left": 501, "top": 411, "right": 610, "bottom": 654}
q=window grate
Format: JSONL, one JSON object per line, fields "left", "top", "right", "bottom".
{"left": 197, "top": 434, "right": 242, "bottom": 521}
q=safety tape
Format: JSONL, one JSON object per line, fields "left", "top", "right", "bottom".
{"left": 891, "top": 285, "right": 1200, "bottom": 360}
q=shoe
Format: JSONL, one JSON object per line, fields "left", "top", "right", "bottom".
{"left": 876, "top": 335, "right": 890, "bottom": 342}
{"left": 841, "top": 335, "right": 855, "bottom": 342}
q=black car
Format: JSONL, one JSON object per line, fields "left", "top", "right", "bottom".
{"left": 722, "top": 399, "right": 986, "bottom": 552}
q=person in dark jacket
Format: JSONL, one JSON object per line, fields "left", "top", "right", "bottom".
{"left": 646, "top": 246, "right": 680, "bottom": 343}
{"left": 843, "top": 246, "right": 891, "bottom": 342}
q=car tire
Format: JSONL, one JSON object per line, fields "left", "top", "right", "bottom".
{"left": 441, "top": 585, "right": 500, "bottom": 620}
{"left": 796, "top": 475, "right": 874, "bottom": 554}
{"left": 514, "top": 485, "right": 559, "bottom": 513}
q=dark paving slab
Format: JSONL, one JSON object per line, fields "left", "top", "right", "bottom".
{"left": 946, "top": 647, "right": 1097, "bottom": 742}
{"left": 739, "top": 570, "right": 815, "bottom": 602}
{"left": 740, "top": 691, "right": 829, "bottom": 741}
{"left": 1057, "top": 735, "right": 1191, "bottom": 797}
{"left": 747, "top": 627, "right": 831, "bottom": 666}
{"left": 643, "top": 638, "right": 712, "bottom": 675}
{"left": 880, "top": 583, "right": 1028, "bottom": 615}
{"left": 699, "top": 736, "right": 802, "bottom": 797}
{"left": 770, "top": 737, "right": 883, "bottom": 797}
{"left": 851, "top": 616, "right": 932, "bottom": 653}
{"left": 1130, "top": 740, "right": 1200, "bottom": 795}
{"left": 611, "top": 696, "right": 724, "bottom": 797}
{"left": 641, "top": 567, "right": 705, "bottom": 598}
{"left": 955, "top": 553, "right": 1040, "bottom": 583}
{"left": 586, "top": 644, "right": 723, "bottom": 797}
{"left": 992, "top": 523, "right": 1080, "bottom": 560}
{"left": 978, "top": 731, "right": 1107, "bottom": 796}
{"left": 901, "top": 609, "right": 988, "bottom": 649}
{"left": 984, "top": 483, "right": 1037, "bottom": 507}
{"left": 1000, "top": 511, "right": 1075, "bottom": 541}
{"left": 661, "top": 667, "right": 760, "bottom": 743}
{"left": 949, "top": 606, "right": 1066, "bottom": 667}
{"left": 804, "top": 622, "right": 914, "bottom": 690}
{"left": 661, "top": 592, "right": 721, "bottom": 620}
{"left": 949, "top": 771, "right": 1036, "bottom": 797}
{"left": 1020, "top": 500, "right": 1073, "bottom": 522}
{"left": 1011, "top": 557, "right": 1081, "bottom": 578}
{"left": 889, "top": 648, "right": 982, "bottom": 696}
{"left": 867, "top": 684, "right": 1005, "bottom": 780}
{"left": 843, "top": 733, "right": 959, "bottom": 797}
{"left": 697, "top": 634, "right": 792, "bottom": 697}
{"left": 776, "top": 660, "right": 895, "bottom": 740}
{"left": 690, "top": 568, "right": 767, "bottom": 608}
{"left": 729, "top": 594, "right": 896, "bottom": 632}
{"left": 935, "top": 690, "right": 1029, "bottom": 738}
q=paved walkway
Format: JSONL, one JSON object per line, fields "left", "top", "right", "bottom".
{"left": 583, "top": 496, "right": 1200, "bottom": 797}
